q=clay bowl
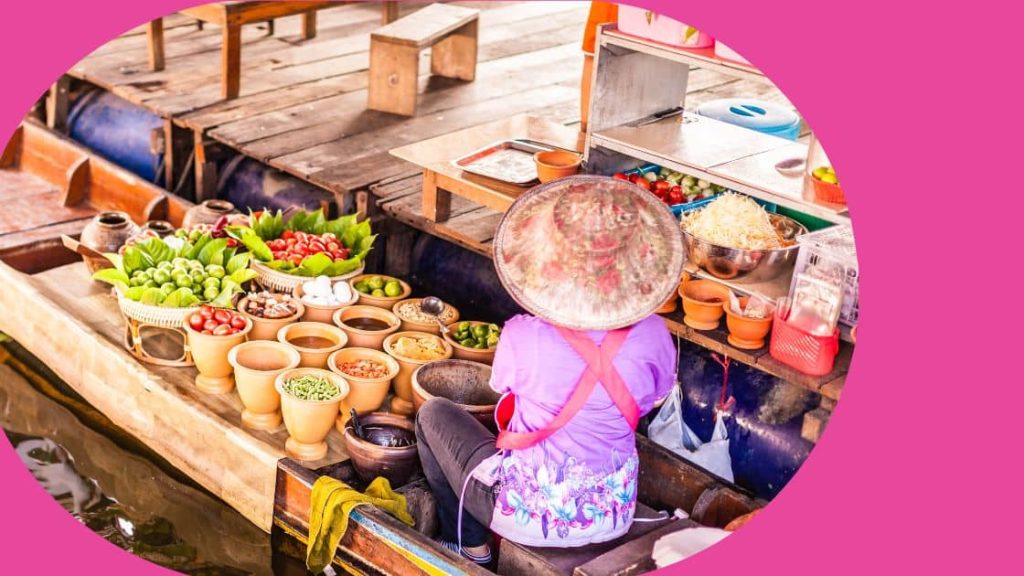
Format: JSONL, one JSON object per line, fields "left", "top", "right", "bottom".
{"left": 412, "top": 359, "right": 499, "bottom": 430}
{"left": 237, "top": 295, "right": 304, "bottom": 341}
{"left": 383, "top": 331, "right": 453, "bottom": 416}
{"left": 392, "top": 298, "right": 460, "bottom": 336}
{"left": 293, "top": 282, "right": 359, "bottom": 324}
{"left": 343, "top": 412, "right": 419, "bottom": 487}
{"left": 679, "top": 279, "right": 730, "bottom": 331}
{"left": 183, "top": 311, "right": 253, "bottom": 394}
{"left": 277, "top": 322, "right": 348, "bottom": 369}
{"left": 328, "top": 347, "right": 400, "bottom": 431}
{"left": 534, "top": 150, "right": 582, "bottom": 183}
{"left": 442, "top": 321, "right": 497, "bottom": 365}
{"left": 656, "top": 291, "right": 678, "bottom": 314}
{"left": 228, "top": 340, "right": 301, "bottom": 430}
{"left": 276, "top": 368, "right": 348, "bottom": 462}
{"left": 723, "top": 296, "right": 774, "bottom": 350}
{"left": 333, "top": 305, "right": 402, "bottom": 350}
{"left": 348, "top": 274, "right": 412, "bottom": 309}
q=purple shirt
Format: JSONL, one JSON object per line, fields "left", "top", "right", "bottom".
{"left": 489, "top": 314, "right": 676, "bottom": 472}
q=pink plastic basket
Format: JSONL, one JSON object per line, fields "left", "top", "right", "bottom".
{"left": 617, "top": 6, "right": 714, "bottom": 49}
{"left": 769, "top": 301, "right": 840, "bottom": 376}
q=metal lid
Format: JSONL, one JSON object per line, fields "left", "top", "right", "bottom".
{"left": 493, "top": 175, "right": 684, "bottom": 331}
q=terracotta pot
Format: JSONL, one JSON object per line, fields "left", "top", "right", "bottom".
{"left": 327, "top": 347, "right": 399, "bottom": 431}
{"left": 293, "top": 282, "right": 359, "bottom": 324}
{"left": 333, "top": 305, "right": 401, "bottom": 350}
{"left": 383, "top": 331, "right": 453, "bottom": 416}
{"left": 277, "top": 322, "right": 348, "bottom": 369}
{"left": 228, "top": 340, "right": 301, "bottom": 430}
{"left": 343, "top": 412, "right": 419, "bottom": 487}
{"left": 442, "top": 321, "right": 497, "bottom": 365}
{"left": 679, "top": 279, "right": 730, "bottom": 331}
{"left": 392, "top": 298, "right": 460, "bottom": 336}
{"left": 184, "top": 311, "right": 253, "bottom": 394}
{"left": 140, "top": 220, "right": 175, "bottom": 238}
{"left": 80, "top": 211, "right": 140, "bottom": 274}
{"left": 656, "top": 291, "right": 678, "bottom": 314}
{"left": 412, "top": 359, "right": 499, "bottom": 429}
{"left": 182, "top": 199, "right": 237, "bottom": 229}
{"left": 723, "top": 296, "right": 774, "bottom": 350}
{"left": 534, "top": 150, "right": 582, "bottom": 183}
{"left": 348, "top": 274, "right": 412, "bottom": 309}
{"left": 276, "top": 368, "right": 348, "bottom": 461}
{"left": 237, "top": 295, "right": 304, "bottom": 341}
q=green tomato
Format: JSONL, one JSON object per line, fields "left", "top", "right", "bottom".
{"left": 172, "top": 257, "right": 189, "bottom": 268}
{"left": 153, "top": 269, "right": 171, "bottom": 284}
{"left": 367, "top": 276, "right": 385, "bottom": 291}
{"left": 371, "top": 288, "right": 386, "bottom": 297}
{"left": 189, "top": 261, "right": 204, "bottom": 272}
{"left": 458, "top": 338, "right": 475, "bottom": 348}
{"left": 143, "top": 280, "right": 158, "bottom": 289}
{"left": 204, "top": 286, "right": 220, "bottom": 300}
{"left": 471, "top": 325, "right": 487, "bottom": 339}
{"left": 457, "top": 321, "right": 470, "bottom": 333}
{"left": 157, "top": 261, "right": 173, "bottom": 272}
{"left": 160, "top": 282, "right": 177, "bottom": 294}
{"left": 384, "top": 280, "right": 402, "bottom": 297}
{"left": 203, "top": 277, "right": 221, "bottom": 289}
{"left": 175, "top": 275, "right": 193, "bottom": 289}
{"left": 205, "top": 264, "right": 225, "bottom": 279}
{"left": 129, "top": 276, "right": 144, "bottom": 287}
{"left": 190, "top": 269, "right": 205, "bottom": 283}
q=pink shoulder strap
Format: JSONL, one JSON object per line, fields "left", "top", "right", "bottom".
{"left": 495, "top": 326, "right": 638, "bottom": 450}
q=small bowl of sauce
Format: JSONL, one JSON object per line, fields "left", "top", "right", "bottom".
{"left": 333, "top": 305, "right": 401, "bottom": 351}
{"left": 277, "top": 322, "right": 348, "bottom": 369}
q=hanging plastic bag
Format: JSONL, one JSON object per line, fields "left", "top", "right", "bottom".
{"left": 648, "top": 386, "right": 734, "bottom": 482}
{"left": 651, "top": 527, "right": 731, "bottom": 568}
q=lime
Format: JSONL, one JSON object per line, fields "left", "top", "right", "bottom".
{"left": 354, "top": 281, "right": 370, "bottom": 294}
{"left": 367, "top": 276, "right": 385, "bottom": 291}
{"left": 457, "top": 321, "right": 470, "bottom": 332}
{"left": 371, "top": 288, "right": 386, "bottom": 297}
{"left": 384, "top": 280, "right": 402, "bottom": 297}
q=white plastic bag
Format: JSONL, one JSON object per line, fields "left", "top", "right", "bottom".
{"left": 648, "top": 386, "right": 734, "bottom": 482}
{"left": 652, "top": 527, "right": 731, "bottom": 568}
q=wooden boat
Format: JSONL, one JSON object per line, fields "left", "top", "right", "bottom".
{"left": 0, "top": 124, "right": 763, "bottom": 575}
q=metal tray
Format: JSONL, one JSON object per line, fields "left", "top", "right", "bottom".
{"left": 453, "top": 140, "right": 556, "bottom": 186}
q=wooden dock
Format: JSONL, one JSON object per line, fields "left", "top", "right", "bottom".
{"left": 64, "top": 1, "right": 791, "bottom": 238}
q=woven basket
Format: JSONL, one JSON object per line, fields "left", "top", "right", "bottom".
{"left": 252, "top": 260, "right": 365, "bottom": 293}
{"left": 117, "top": 290, "right": 199, "bottom": 329}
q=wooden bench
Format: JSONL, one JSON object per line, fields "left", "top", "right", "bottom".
{"left": 368, "top": 3, "right": 480, "bottom": 116}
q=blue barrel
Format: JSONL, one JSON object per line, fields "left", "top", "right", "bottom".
{"left": 68, "top": 89, "right": 164, "bottom": 182}
{"left": 405, "top": 233, "right": 815, "bottom": 500}
{"left": 219, "top": 156, "right": 335, "bottom": 214}
{"left": 697, "top": 98, "right": 801, "bottom": 141}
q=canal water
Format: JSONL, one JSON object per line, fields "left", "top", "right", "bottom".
{"left": 0, "top": 339, "right": 309, "bottom": 575}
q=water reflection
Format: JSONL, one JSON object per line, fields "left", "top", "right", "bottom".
{"left": 1, "top": 347, "right": 282, "bottom": 575}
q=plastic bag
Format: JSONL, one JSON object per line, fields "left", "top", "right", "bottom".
{"left": 652, "top": 527, "right": 731, "bottom": 568}
{"left": 647, "top": 385, "right": 734, "bottom": 482}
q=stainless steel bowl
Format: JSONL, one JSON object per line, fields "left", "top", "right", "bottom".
{"left": 682, "top": 214, "right": 807, "bottom": 282}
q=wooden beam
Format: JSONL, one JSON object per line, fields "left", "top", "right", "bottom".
{"left": 193, "top": 130, "right": 219, "bottom": 202}
{"left": 46, "top": 76, "right": 70, "bottom": 132}
{"left": 163, "top": 119, "right": 193, "bottom": 199}
{"left": 430, "top": 19, "right": 478, "bottom": 82}
{"left": 421, "top": 170, "right": 451, "bottom": 222}
{"left": 382, "top": 1, "right": 400, "bottom": 25}
{"left": 301, "top": 10, "right": 317, "bottom": 40}
{"left": 147, "top": 19, "right": 166, "bottom": 71}
{"left": 0, "top": 125, "right": 22, "bottom": 168}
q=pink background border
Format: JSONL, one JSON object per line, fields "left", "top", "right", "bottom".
{"left": 0, "top": 1, "right": 1015, "bottom": 574}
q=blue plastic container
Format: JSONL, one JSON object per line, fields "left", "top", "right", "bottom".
{"left": 68, "top": 89, "right": 164, "bottom": 182}
{"left": 697, "top": 98, "right": 801, "bottom": 141}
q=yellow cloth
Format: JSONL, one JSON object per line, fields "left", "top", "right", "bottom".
{"left": 306, "top": 476, "right": 415, "bottom": 574}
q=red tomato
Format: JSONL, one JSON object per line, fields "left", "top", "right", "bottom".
{"left": 199, "top": 305, "right": 214, "bottom": 319}
{"left": 325, "top": 241, "right": 340, "bottom": 252}
{"left": 322, "top": 232, "right": 336, "bottom": 241}
{"left": 212, "top": 324, "right": 233, "bottom": 336}
{"left": 693, "top": 194, "right": 705, "bottom": 201}
{"left": 230, "top": 315, "right": 247, "bottom": 330}
{"left": 203, "top": 319, "right": 218, "bottom": 332}
{"left": 188, "top": 314, "right": 205, "bottom": 331}
{"left": 289, "top": 256, "right": 303, "bottom": 266}
{"left": 612, "top": 172, "right": 629, "bottom": 181}
{"left": 331, "top": 251, "right": 346, "bottom": 260}
{"left": 294, "top": 242, "right": 308, "bottom": 254}
{"left": 226, "top": 238, "right": 238, "bottom": 248}
{"left": 653, "top": 180, "right": 671, "bottom": 194}
{"left": 213, "top": 310, "right": 231, "bottom": 324}
{"left": 669, "top": 186, "right": 684, "bottom": 205}
{"left": 281, "top": 230, "right": 294, "bottom": 240}
{"left": 627, "top": 173, "right": 641, "bottom": 184}
{"left": 634, "top": 179, "right": 651, "bottom": 192}
{"left": 309, "top": 242, "right": 326, "bottom": 254}
{"left": 202, "top": 329, "right": 213, "bottom": 335}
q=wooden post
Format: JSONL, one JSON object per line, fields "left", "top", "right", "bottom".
{"left": 147, "top": 19, "right": 165, "bottom": 71}
{"left": 221, "top": 23, "right": 242, "bottom": 100}
{"left": 46, "top": 76, "right": 70, "bottom": 132}
{"left": 193, "top": 131, "right": 219, "bottom": 203}
{"left": 367, "top": 39, "right": 420, "bottom": 116}
{"left": 381, "top": 1, "right": 400, "bottom": 25}
{"left": 430, "top": 19, "right": 478, "bottom": 82}
{"left": 60, "top": 157, "right": 90, "bottom": 207}
{"left": 163, "top": 119, "right": 194, "bottom": 199}
{"left": 421, "top": 170, "right": 451, "bottom": 223}
{"left": 301, "top": 11, "right": 317, "bottom": 40}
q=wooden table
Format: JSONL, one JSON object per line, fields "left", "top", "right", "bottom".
{"left": 146, "top": 2, "right": 346, "bottom": 100}
{"left": 389, "top": 114, "right": 581, "bottom": 223}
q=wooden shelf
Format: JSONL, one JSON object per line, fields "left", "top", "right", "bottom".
{"left": 600, "top": 27, "right": 770, "bottom": 86}
{"left": 660, "top": 308, "right": 852, "bottom": 395}
{"left": 591, "top": 113, "right": 850, "bottom": 224}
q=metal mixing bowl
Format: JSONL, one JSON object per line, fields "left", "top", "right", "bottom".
{"left": 682, "top": 213, "right": 807, "bottom": 282}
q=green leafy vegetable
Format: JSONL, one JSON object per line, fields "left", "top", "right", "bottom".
{"left": 226, "top": 252, "right": 250, "bottom": 274}
{"left": 93, "top": 268, "right": 131, "bottom": 291}
{"left": 197, "top": 238, "right": 228, "bottom": 267}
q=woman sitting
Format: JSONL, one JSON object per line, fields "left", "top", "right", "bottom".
{"left": 416, "top": 176, "right": 684, "bottom": 563}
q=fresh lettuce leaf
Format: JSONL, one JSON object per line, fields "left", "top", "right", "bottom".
{"left": 103, "top": 252, "right": 125, "bottom": 272}
{"left": 209, "top": 280, "right": 240, "bottom": 309}
{"left": 137, "top": 237, "right": 176, "bottom": 265}
{"left": 197, "top": 238, "right": 228, "bottom": 267}
{"left": 187, "top": 235, "right": 212, "bottom": 260}
{"left": 296, "top": 252, "right": 333, "bottom": 276}
{"left": 161, "top": 287, "right": 194, "bottom": 308}
{"left": 225, "top": 252, "right": 250, "bottom": 274}
{"left": 124, "top": 286, "right": 146, "bottom": 301}
{"left": 324, "top": 257, "right": 363, "bottom": 277}
{"left": 237, "top": 229, "right": 273, "bottom": 262}
{"left": 93, "top": 268, "right": 131, "bottom": 291}
{"left": 342, "top": 219, "right": 372, "bottom": 249}
{"left": 228, "top": 267, "right": 258, "bottom": 285}
{"left": 323, "top": 214, "right": 358, "bottom": 240}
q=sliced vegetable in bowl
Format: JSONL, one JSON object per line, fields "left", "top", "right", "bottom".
{"left": 92, "top": 234, "right": 257, "bottom": 308}
{"left": 228, "top": 209, "right": 376, "bottom": 278}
